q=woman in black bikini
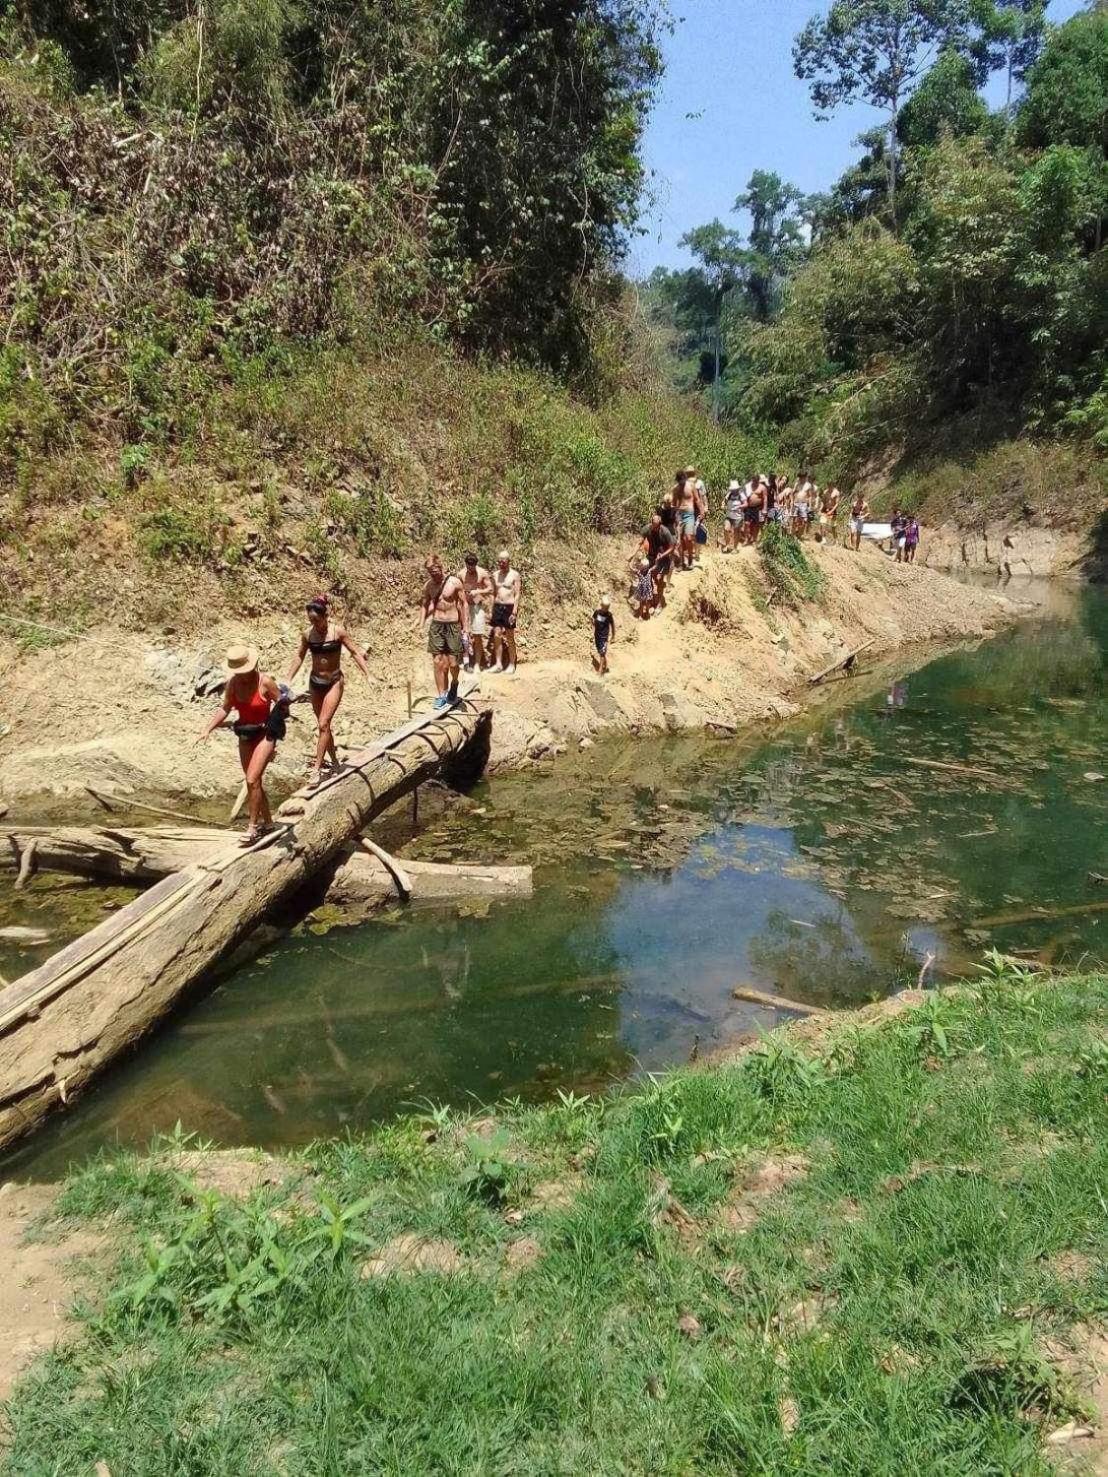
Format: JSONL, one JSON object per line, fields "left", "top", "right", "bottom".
{"left": 286, "top": 594, "right": 370, "bottom": 788}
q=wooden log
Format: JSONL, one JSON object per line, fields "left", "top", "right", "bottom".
{"left": 970, "top": 898, "right": 1108, "bottom": 929}
{"left": 0, "top": 696, "right": 491, "bottom": 1152}
{"left": 901, "top": 757, "right": 1002, "bottom": 781}
{"left": 731, "top": 984, "right": 822, "bottom": 1017}
{"left": 0, "top": 825, "right": 531, "bottom": 913}
{"left": 808, "top": 640, "right": 875, "bottom": 685}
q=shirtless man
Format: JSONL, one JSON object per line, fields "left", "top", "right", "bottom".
{"left": 419, "top": 553, "right": 469, "bottom": 710}
{"left": 489, "top": 550, "right": 522, "bottom": 674}
{"left": 676, "top": 466, "right": 699, "bottom": 571}
{"left": 819, "top": 484, "right": 841, "bottom": 544}
{"left": 458, "top": 552, "right": 493, "bottom": 671}
{"left": 848, "top": 492, "right": 870, "bottom": 551}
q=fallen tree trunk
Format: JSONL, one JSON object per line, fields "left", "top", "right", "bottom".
{"left": 0, "top": 697, "right": 492, "bottom": 1152}
{"left": 0, "top": 824, "right": 531, "bottom": 915}
{"left": 808, "top": 640, "right": 875, "bottom": 686}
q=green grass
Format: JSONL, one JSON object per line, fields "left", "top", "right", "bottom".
{"left": 758, "top": 522, "right": 827, "bottom": 608}
{"left": 3, "top": 969, "right": 1106, "bottom": 1475}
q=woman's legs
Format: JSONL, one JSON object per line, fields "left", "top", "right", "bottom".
{"left": 240, "top": 736, "right": 277, "bottom": 834}
{"left": 309, "top": 678, "right": 343, "bottom": 776}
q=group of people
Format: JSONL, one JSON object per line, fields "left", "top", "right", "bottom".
{"left": 199, "top": 555, "right": 525, "bottom": 845}
{"left": 202, "top": 466, "right": 921, "bottom": 844}
{"left": 622, "top": 467, "right": 921, "bottom": 624}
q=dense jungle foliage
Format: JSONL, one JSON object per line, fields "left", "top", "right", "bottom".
{"left": 646, "top": 3, "right": 1108, "bottom": 476}
{"left": 0, "top": 0, "right": 665, "bottom": 475}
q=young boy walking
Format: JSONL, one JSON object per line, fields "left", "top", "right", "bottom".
{"left": 592, "top": 595, "right": 616, "bottom": 674}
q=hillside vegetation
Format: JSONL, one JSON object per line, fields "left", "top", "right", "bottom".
{"left": 644, "top": 4, "right": 1108, "bottom": 522}
{"left": 0, "top": 1, "right": 771, "bottom": 625}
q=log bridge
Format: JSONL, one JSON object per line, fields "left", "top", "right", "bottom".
{"left": 0, "top": 688, "right": 525, "bottom": 1154}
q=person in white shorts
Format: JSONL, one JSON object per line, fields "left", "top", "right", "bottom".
{"left": 459, "top": 553, "right": 493, "bottom": 670}
{"left": 848, "top": 492, "right": 870, "bottom": 551}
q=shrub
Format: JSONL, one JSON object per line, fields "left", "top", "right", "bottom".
{"left": 758, "top": 522, "right": 826, "bottom": 607}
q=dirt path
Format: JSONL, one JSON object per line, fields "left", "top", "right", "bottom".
{"left": 0, "top": 1183, "right": 106, "bottom": 1402}
{"left": 0, "top": 540, "right": 1025, "bottom": 814}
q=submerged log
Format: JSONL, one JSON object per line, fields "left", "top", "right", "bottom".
{"left": 808, "top": 640, "right": 875, "bottom": 686}
{"left": 0, "top": 824, "right": 531, "bottom": 915}
{"left": 0, "top": 695, "right": 492, "bottom": 1152}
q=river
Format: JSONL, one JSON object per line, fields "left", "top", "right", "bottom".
{"left": 3, "top": 583, "right": 1104, "bottom": 1178}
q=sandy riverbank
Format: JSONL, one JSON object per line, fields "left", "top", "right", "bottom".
{"left": 0, "top": 540, "right": 1027, "bottom": 814}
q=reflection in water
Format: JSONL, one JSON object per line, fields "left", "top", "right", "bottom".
{"left": 4, "top": 585, "right": 1105, "bottom": 1177}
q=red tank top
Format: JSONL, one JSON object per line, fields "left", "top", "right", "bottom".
{"left": 230, "top": 679, "right": 271, "bottom": 726}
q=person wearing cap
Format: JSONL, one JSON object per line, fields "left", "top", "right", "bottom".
{"left": 591, "top": 594, "right": 616, "bottom": 675}
{"left": 489, "top": 550, "right": 522, "bottom": 675}
{"left": 420, "top": 554, "right": 469, "bottom": 710}
{"left": 458, "top": 553, "right": 493, "bottom": 672}
{"left": 722, "top": 479, "right": 745, "bottom": 552}
{"left": 286, "top": 594, "right": 371, "bottom": 789}
{"left": 637, "top": 510, "right": 675, "bottom": 612}
{"left": 196, "top": 645, "right": 284, "bottom": 845}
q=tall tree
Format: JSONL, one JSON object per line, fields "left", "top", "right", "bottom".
{"left": 733, "top": 170, "right": 807, "bottom": 319}
{"left": 970, "top": 0, "right": 1049, "bottom": 115}
{"left": 793, "top": 0, "right": 973, "bottom": 227}
{"left": 677, "top": 221, "right": 747, "bottom": 420}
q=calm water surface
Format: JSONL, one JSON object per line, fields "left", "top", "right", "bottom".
{"left": 5, "top": 584, "right": 1105, "bottom": 1177}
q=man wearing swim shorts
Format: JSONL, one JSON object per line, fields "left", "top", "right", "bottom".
{"left": 459, "top": 552, "right": 493, "bottom": 670}
{"left": 676, "top": 466, "right": 699, "bottom": 571}
{"left": 419, "top": 553, "right": 469, "bottom": 710}
{"left": 489, "top": 550, "right": 522, "bottom": 674}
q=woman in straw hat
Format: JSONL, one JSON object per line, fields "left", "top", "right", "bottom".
{"left": 197, "top": 644, "right": 284, "bottom": 844}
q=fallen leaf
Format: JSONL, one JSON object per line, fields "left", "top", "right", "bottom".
{"left": 1045, "top": 1421, "right": 1094, "bottom": 1445}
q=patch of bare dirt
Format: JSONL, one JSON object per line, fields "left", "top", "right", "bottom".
{"left": 503, "top": 1237, "right": 542, "bottom": 1274}
{"left": 713, "top": 1153, "right": 811, "bottom": 1239}
{"left": 0, "top": 543, "right": 1023, "bottom": 809}
{"left": 529, "top": 1176, "right": 582, "bottom": 1213}
{"left": 360, "top": 1234, "right": 464, "bottom": 1278}
{"left": 1043, "top": 1324, "right": 1108, "bottom": 1473}
{"left": 0, "top": 1182, "right": 108, "bottom": 1401}
{"left": 1048, "top": 1251, "right": 1095, "bottom": 1285}
{"left": 169, "top": 1149, "right": 286, "bottom": 1200}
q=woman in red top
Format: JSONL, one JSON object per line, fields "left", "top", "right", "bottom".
{"left": 197, "top": 644, "right": 283, "bottom": 844}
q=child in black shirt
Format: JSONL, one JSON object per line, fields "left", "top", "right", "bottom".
{"left": 592, "top": 595, "right": 616, "bottom": 674}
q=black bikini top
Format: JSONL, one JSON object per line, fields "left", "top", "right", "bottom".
{"left": 308, "top": 626, "right": 342, "bottom": 655}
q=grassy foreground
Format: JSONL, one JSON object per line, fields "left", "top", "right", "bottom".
{"left": 4, "top": 969, "right": 1106, "bottom": 1475}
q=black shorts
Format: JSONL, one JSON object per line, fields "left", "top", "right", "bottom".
{"left": 744, "top": 507, "right": 760, "bottom": 525}
{"left": 491, "top": 603, "right": 517, "bottom": 630}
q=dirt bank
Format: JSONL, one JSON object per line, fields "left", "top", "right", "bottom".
{"left": 0, "top": 540, "right": 1024, "bottom": 813}
{"left": 918, "top": 521, "right": 1094, "bottom": 579}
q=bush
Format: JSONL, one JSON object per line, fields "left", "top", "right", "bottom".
{"left": 758, "top": 522, "right": 826, "bottom": 607}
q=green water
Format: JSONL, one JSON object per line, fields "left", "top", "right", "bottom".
{"left": 4, "top": 585, "right": 1105, "bottom": 1178}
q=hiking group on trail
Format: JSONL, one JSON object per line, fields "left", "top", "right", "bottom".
{"left": 200, "top": 466, "right": 919, "bottom": 840}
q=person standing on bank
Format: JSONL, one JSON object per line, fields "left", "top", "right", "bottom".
{"left": 197, "top": 644, "right": 286, "bottom": 845}
{"left": 592, "top": 594, "right": 616, "bottom": 674}
{"left": 286, "top": 594, "right": 370, "bottom": 789}
{"left": 459, "top": 553, "right": 494, "bottom": 671}
{"left": 419, "top": 554, "right": 469, "bottom": 710}
{"left": 489, "top": 550, "right": 522, "bottom": 674}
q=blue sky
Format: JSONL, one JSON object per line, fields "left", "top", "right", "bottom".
{"left": 631, "top": 0, "right": 1086, "bottom": 276}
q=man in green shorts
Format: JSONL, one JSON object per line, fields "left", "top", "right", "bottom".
{"left": 419, "top": 553, "right": 469, "bottom": 710}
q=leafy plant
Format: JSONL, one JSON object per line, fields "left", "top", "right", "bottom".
{"left": 758, "top": 521, "right": 826, "bottom": 606}
{"left": 459, "top": 1128, "right": 515, "bottom": 1207}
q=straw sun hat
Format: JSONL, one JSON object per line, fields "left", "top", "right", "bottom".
{"left": 224, "top": 643, "right": 259, "bottom": 677}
